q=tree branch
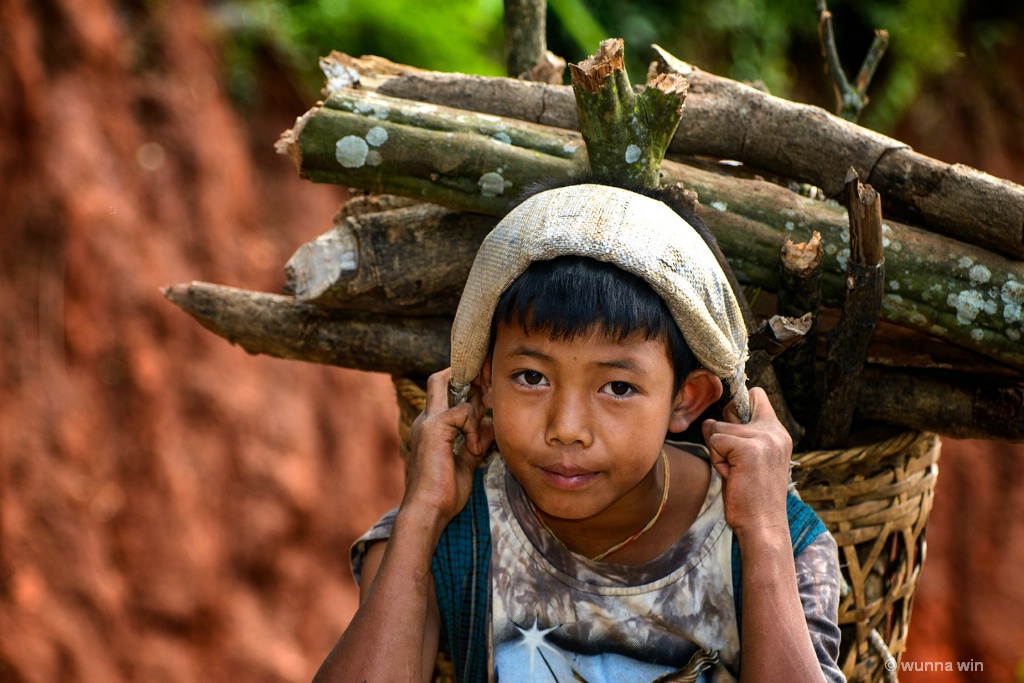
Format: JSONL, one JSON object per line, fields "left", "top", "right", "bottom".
{"left": 277, "top": 89, "right": 1024, "bottom": 374}
{"left": 322, "top": 49, "right": 1024, "bottom": 260}
{"left": 775, "top": 232, "right": 824, "bottom": 441}
{"left": 569, "top": 38, "right": 687, "bottom": 188}
{"left": 162, "top": 282, "right": 450, "bottom": 377}
{"left": 817, "top": 170, "right": 885, "bottom": 448}
{"left": 504, "top": 0, "right": 549, "bottom": 79}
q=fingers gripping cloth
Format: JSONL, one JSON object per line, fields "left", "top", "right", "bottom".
{"left": 449, "top": 184, "right": 751, "bottom": 421}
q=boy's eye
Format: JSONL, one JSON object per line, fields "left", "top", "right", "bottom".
{"left": 601, "top": 381, "right": 636, "bottom": 398}
{"left": 514, "top": 370, "right": 548, "bottom": 387}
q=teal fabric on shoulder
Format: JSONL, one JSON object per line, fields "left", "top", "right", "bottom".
{"left": 731, "top": 492, "right": 828, "bottom": 636}
{"left": 431, "top": 464, "right": 491, "bottom": 683}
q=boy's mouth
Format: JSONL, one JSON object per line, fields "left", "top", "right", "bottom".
{"left": 538, "top": 464, "right": 600, "bottom": 490}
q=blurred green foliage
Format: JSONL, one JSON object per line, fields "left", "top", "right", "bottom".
{"left": 212, "top": 0, "right": 1022, "bottom": 132}
{"left": 212, "top": 0, "right": 506, "bottom": 103}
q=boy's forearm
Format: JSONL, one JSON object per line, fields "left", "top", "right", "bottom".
{"left": 313, "top": 505, "right": 447, "bottom": 683}
{"left": 736, "top": 528, "right": 825, "bottom": 683}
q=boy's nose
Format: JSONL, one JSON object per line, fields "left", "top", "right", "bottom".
{"left": 545, "top": 393, "right": 593, "bottom": 447}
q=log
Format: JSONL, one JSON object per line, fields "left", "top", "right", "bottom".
{"left": 655, "top": 186, "right": 801, "bottom": 437}
{"left": 165, "top": 283, "right": 1024, "bottom": 442}
{"left": 317, "top": 51, "right": 1024, "bottom": 260}
{"left": 855, "top": 367, "right": 1024, "bottom": 443}
{"left": 569, "top": 38, "right": 687, "bottom": 188}
{"left": 284, "top": 203, "right": 495, "bottom": 314}
{"left": 277, "top": 88, "right": 584, "bottom": 216}
{"left": 277, "top": 90, "right": 1024, "bottom": 375}
{"left": 651, "top": 45, "right": 1024, "bottom": 261}
{"left": 335, "top": 192, "right": 419, "bottom": 218}
{"left": 775, "top": 233, "right": 824, "bottom": 437}
{"left": 817, "top": 171, "right": 885, "bottom": 448}
{"left": 162, "top": 282, "right": 450, "bottom": 377}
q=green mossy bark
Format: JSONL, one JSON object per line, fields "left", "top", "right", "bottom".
{"left": 280, "top": 91, "right": 1024, "bottom": 374}
{"left": 294, "top": 90, "right": 585, "bottom": 213}
{"left": 568, "top": 39, "right": 686, "bottom": 188}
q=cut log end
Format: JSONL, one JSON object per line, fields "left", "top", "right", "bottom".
{"left": 844, "top": 170, "right": 884, "bottom": 266}
{"left": 649, "top": 43, "right": 693, "bottom": 78}
{"left": 660, "top": 184, "right": 700, "bottom": 214}
{"left": 275, "top": 108, "right": 318, "bottom": 170}
{"left": 649, "top": 72, "right": 689, "bottom": 99}
{"left": 646, "top": 74, "right": 689, "bottom": 119}
{"left": 781, "top": 231, "right": 824, "bottom": 275}
{"left": 570, "top": 38, "right": 625, "bottom": 94}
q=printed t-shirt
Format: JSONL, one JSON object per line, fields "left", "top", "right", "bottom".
{"left": 352, "top": 448, "right": 845, "bottom": 683}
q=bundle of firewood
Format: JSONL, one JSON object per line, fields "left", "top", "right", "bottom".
{"left": 165, "top": 41, "right": 1024, "bottom": 446}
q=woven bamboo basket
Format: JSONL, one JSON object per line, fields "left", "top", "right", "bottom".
{"left": 392, "top": 377, "right": 940, "bottom": 683}
{"left": 793, "top": 430, "right": 940, "bottom": 682}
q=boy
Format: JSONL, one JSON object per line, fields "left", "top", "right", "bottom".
{"left": 314, "top": 182, "right": 844, "bottom": 682}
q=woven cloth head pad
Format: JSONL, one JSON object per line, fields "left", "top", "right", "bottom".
{"left": 449, "top": 183, "right": 750, "bottom": 421}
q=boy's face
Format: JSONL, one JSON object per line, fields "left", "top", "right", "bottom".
{"left": 479, "top": 321, "right": 715, "bottom": 522}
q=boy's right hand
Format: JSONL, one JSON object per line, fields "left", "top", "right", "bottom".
{"left": 405, "top": 368, "right": 494, "bottom": 526}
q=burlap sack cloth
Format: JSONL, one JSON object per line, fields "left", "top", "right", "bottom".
{"left": 448, "top": 183, "right": 751, "bottom": 421}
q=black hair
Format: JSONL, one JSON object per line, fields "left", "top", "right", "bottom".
{"left": 493, "top": 256, "right": 698, "bottom": 393}
{"left": 490, "top": 176, "right": 733, "bottom": 436}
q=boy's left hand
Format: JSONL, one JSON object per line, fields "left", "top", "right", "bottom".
{"left": 702, "top": 387, "right": 792, "bottom": 541}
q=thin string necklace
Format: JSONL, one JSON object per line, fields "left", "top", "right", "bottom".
{"left": 530, "top": 450, "right": 670, "bottom": 562}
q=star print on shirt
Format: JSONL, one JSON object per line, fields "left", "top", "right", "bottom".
{"left": 514, "top": 617, "right": 564, "bottom": 677}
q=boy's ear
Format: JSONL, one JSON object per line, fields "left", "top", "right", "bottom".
{"left": 668, "top": 369, "right": 724, "bottom": 433}
{"left": 475, "top": 354, "right": 494, "bottom": 408}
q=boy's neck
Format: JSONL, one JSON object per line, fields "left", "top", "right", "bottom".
{"left": 531, "top": 444, "right": 711, "bottom": 565}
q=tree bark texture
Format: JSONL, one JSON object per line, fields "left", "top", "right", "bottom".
{"left": 284, "top": 203, "right": 495, "bottom": 314}
{"left": 278, "top": 88, "right": 584, "bottom": 216}
{"left": 319, "top": 50, "right": 1024, "bottom": 260}
{"left": 163, "top": 279, "right": 1024, "bottom": 443}
{"left": 569, "top": 38, "right": 687, "bottom": 188}
{"left": 504, "top": 0, "right": 547, "bottom": 78}
{"left": 856, "top": 367, "right": 1024, "bottom": 443}
{"left": 775, "top": 233, "right": 825, "bottom": 437}
{"left": 163, "top": 282, "right": 450, "bottom": 377}
{"left": 278, "top": 92, "right": 1024, "bottom": 374}
{"left": 817, "top": 173, "right": 886, "bottom": 448}
{"left": 651, "top": 46, "right": 1024, "bottom": 261}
